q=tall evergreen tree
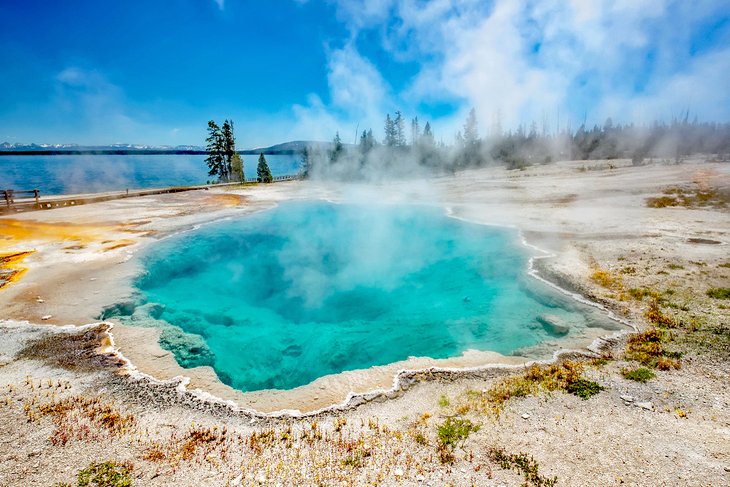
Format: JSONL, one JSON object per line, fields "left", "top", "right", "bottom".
{"left": 359, "top": 129, "right": 375, "bottom": 154}
{"left": 463, "top": 108, "right": 479, "bottom": 146}
{"left": 301, "top": 147, "right": 311, "bottom": 178}
{"left": 330, "top": 131, "right": 343, "bottom": 162}
{"left": 257, "top": 153, "right": 273, "bottom": 183}
{"left": 205, "top": 120, "right": 225, "bottom": 181}
{"left": 221, "top": 119, "right": 236, "bottom": 180}
{"left": 422, "top": 122, "right": 435, "bottom": 146}
{"left": 384, "top": 114, "right": 396, "bottom": 147}
{"left": 394, "top": 110, "right": 406, "bottom": 147}
{"left": 231, "top": 152, "right": 244, "bottom": 182}
{"left": 410, "top": 117, "right": 420, "bottom": 146}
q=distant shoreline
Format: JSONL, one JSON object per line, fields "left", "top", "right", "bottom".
{"left": 0, "top": 149, "right": 300, "bottom": 156}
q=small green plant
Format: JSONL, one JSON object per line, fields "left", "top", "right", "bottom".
{"left": 438, "top": 395, "right": 450, "bottom": 408}
{"left": 707, "top": 287, "right": 730, "bottom": 299}
{"left": 667, "top": 263, "right": 684, "bottom": 270}
{"left": 489, "top": 447, "right": 557, "bottom": 487}
{"left": 342, "top": 447, "right": 370, "bottom": 468}
{"left": 565, "top": 378, "right": 604, "bottom": 399}
{"left": 413, "top": 431, "right": 428, "bottom": 446}
{"left": 436, "top": 417, "right": 479, "bottom": 464}
{"left": 77, "top": 461, "right": 133, "bottom": 487}
{"left": 622, "top": 367, "right": 655, "bottom": 382}
{"left": 719, "top": 263, "right": 730, "bottom": 269}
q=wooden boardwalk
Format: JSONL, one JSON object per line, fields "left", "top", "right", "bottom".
{"left": 1, "top": 177, "right": 300, "bottom": 214}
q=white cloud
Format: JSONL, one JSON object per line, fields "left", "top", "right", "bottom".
{"left": 213, "top": 0, "right": 224, "bottom": 11}
{"left": 309, "top": 0, "right": 730, "bottom": 139}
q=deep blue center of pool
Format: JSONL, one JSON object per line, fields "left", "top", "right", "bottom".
{"left": 122, "top": 202, "right": 600, "bottom": 392}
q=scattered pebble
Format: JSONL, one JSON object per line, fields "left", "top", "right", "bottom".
{"left": 620, "top": 395, "right": 634, "bottom": 403}
{"left": 35, "top": 297, "right": 44, "bottom": 303}
{"left": 394, "top": 467, "right": 403, "bottom": 477}
{"left": 40, "top": 315, "right": 52, "bottom": 320}
{"left": 522, "top": 413, "right": 531, "bottom": 419}
{"left": 636, "top": 402, "right": 653, "bottom": 410}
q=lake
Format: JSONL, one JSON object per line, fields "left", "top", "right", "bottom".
{"left": 0, "top": 154, "right": 302, "bottom": 195}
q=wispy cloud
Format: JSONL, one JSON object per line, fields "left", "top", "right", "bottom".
{"left": 213, "top": 0, "right": 225, "bottom": 11}
{"left": 289, "top": 43, "right": 393, "bottom": 142}
{"left": 303, "top": 0, "right": 730, "bottom": 140}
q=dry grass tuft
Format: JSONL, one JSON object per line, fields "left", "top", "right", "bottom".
{"left": 462, "top": 361, "right": 602, "bottom": 416}
{"left": 28, "top": 396, "right": 136, "bottom": 446}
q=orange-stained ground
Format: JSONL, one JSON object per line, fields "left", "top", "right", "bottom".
{"left": 202, "top": 193, "right": 245, "bottom": 207}
{"left": 0, "top": 219, "right": 121, "bottom": 246}
{"left": 0, "top": 250, "right": 35, "bottom": 290}
{"left": 0, "top": 218, "right": 151, "bottom": 289}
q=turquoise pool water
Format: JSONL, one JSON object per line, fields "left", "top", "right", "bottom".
{"left": 110, "top": 202, "right": 612, "bottom": 392}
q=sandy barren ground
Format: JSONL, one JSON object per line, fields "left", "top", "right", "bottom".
{"left": 0, "top": 158, "right": 728, "bottom": 486}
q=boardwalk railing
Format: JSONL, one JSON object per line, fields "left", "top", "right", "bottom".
{"left": 244, "top": 174, "right": 300, "bottom": 183}
{"left": 1, "top": 175, "right": 302, "bottom": 214}
{"left": 3, "top": 189, "right": 40, "bottom": 209}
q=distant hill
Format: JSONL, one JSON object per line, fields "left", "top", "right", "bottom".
{"left": 241, "top": 140, "right": 336, "bottom": 155}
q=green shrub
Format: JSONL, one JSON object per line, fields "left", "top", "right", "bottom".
{"left": 622, "top": 367, "right": 655, "bottom": 383}
{"left": 438, "top": 394, "right": 450, "bottom": 407}
{"left": 707, "top": 288, "right": 730, "bottom": 299}
{"left": 489, "top": 447, "right": 557, "bottom": 487}
{"left": 566, "top": 378, "right": 604, "bottom": 399}
{"left": 436, "top": 418, "right": 479, "bottom": 464}
{"left": 77, "top": 461, "right": 132, "bottom": 487}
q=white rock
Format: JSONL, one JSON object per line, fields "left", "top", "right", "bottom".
{"left": 394, "top": 467, "right": 404, "bottom": 477}
{"left": 521, "top": 413, "right": 531, "bottom": 419}
{"left": 41, "top": 315, "right": 52, "bottom": 320}
{"left": 36, "top": 297, "right": 44, "bottom": 303}
{"left": 256, "top": 473, "right": 266, "bottom": 483}
{"left": 620, "top": 395, "right": 634, "bottom": 402}
{"left": 231, "top": 474, "right": 243, "bottom": 486}
{"left": 636, "top": 402, "right": 653, "bottom": 410}
{"left": 416, "top": 475, "right": 426, "bottom": 482}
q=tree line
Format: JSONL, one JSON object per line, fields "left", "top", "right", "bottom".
{"left": 205, "top": 119, "right": 272, "bottom": 183}
{"left": 303, "top": 109, "right": 730, "bottom": 179}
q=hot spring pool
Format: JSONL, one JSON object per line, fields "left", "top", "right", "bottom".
{"left": 107, "top": 202, "right": 617, "bottom": 392}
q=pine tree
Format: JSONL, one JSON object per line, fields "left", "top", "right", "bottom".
{"left": 330, "top": 132, "right": 343, "bottom": 162}
{"left": 205, "top": 120, "right": 225, "bottom": 181}
{"left": 359, "top": 129, "right": 375, "bottom": 154}
{"left": 422, "top": 122, "right": 435, "bottom": 146}
{"left": 257, "top": 153, "right": 273, "bottom": 183}
{"left": 301, "top": 147, "right": 311, "bottom": 178}
{"left": 394, "top": 110, "right": 406, "bottom": 146}
{"left": 231, "top": 152, "right": 244, "bottom": 183}
{"left": 463, "top": 108, "right": 479, "bottom": 146}
{"left": 410, "top": 117, "right": 420, "bottom": 146}
{"left": 221, "top": 119, "right": 236, "bottom": 180}
{"left": 384, "top": 114, "right": 396, "bottom": 147}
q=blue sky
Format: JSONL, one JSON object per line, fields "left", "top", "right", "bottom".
{"left": 1, "top": 0, "right": 729, "bottom": 147}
